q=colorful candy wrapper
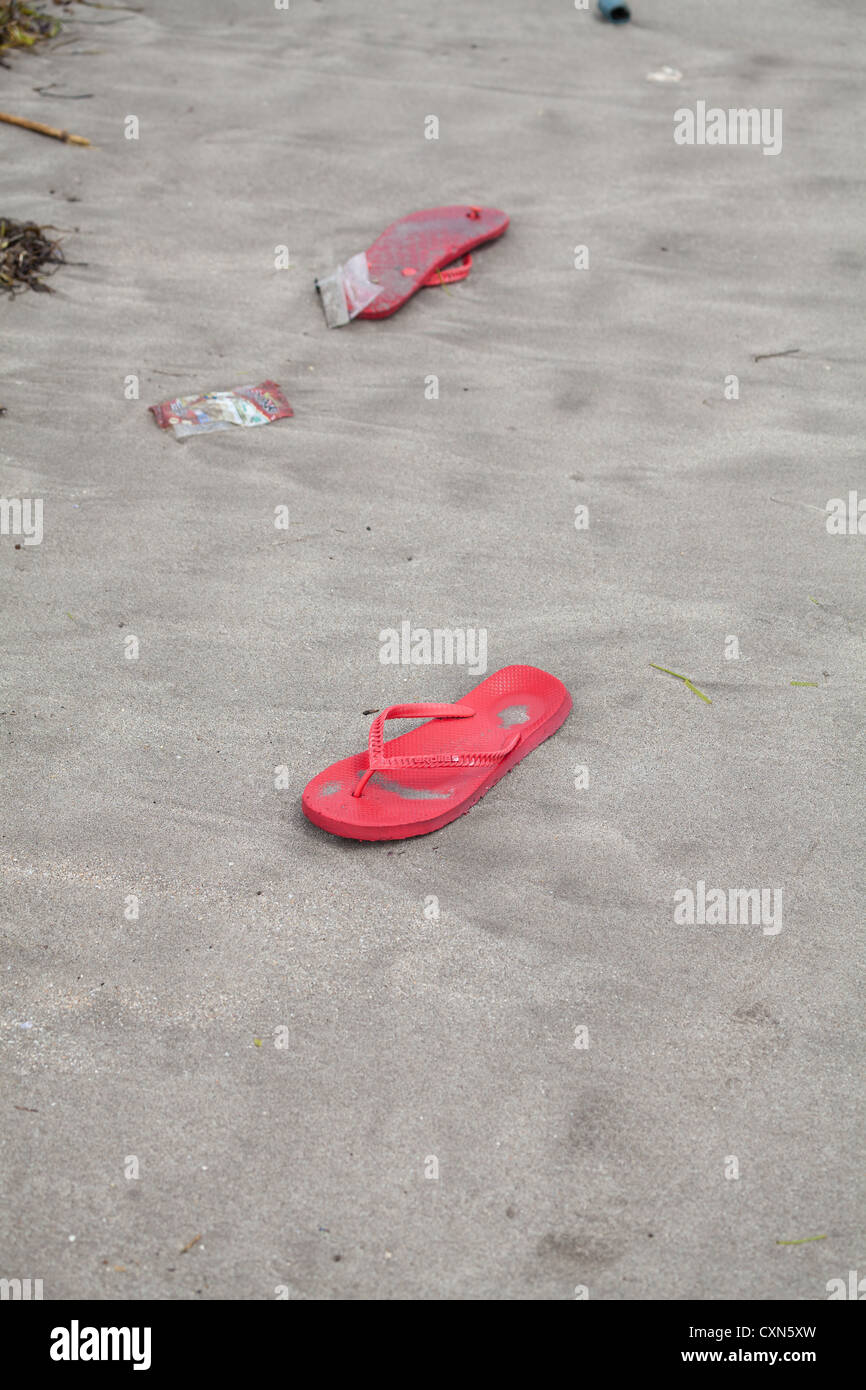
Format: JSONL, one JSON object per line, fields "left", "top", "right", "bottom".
{"left": 149, "top": 380, "right": 293, "bottom": 440}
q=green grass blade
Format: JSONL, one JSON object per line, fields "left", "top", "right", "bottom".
{"left": 649, "top": 663, "right": 712, "bottom": 704}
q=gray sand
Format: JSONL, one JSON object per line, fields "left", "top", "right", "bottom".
{"left": 1, "top": 0, "right": 863, "bottom": 1300}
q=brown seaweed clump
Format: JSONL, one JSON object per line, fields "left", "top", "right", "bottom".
{"left": 0, "top": 217, "right": 64, "bottom": 294}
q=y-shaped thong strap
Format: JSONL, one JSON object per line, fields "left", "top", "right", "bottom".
{"left": 352, "top": 703, "right": 520, "bottom": 798}
{"left": 398, "top": 255, "right": 473, "bottom": 286}
{"left": 420, "top": 254, "right": 472, "bottom": 286}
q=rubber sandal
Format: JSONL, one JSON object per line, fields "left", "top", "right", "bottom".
{"left": 302, "top": 665, "right": 571, "bottom": 841}
{"left": 315, "top": 204, "right": 509, "bottom": 327}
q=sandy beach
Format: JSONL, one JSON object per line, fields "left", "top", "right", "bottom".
{"left": 1, "top": 0, "right": 863, "bottom": 1299}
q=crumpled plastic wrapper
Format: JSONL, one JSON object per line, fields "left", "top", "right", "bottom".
{"left": 315, "top": 252, "right": 384, "bottom": 328}
{"left": 149, "top": 379, "right": 293, "bottom": 440}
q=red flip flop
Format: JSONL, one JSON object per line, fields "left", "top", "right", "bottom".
{"left": 315, "top": 204, "right": 509, "bottom": 327}
{"left": 302, "top": 666, "right": 571, "bottom": 841}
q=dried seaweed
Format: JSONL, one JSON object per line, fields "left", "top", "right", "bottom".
{"left": 0, "top": 3, "right": 62, "bottom": 59}
{"left": 0, "top": 217, "right": 64, "bottom": 294}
